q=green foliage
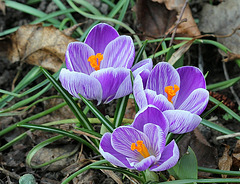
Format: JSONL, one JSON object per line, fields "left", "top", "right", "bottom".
{"left": 0, "top": 0, "right": 240, "bottom": 183}
{"left": 168, "top": 147, "right": 198, "bottom": 180}
{"left": 223, "top": 113, "right": 233, "bottom": 120}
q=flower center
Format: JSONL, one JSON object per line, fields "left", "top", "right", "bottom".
{"left": 164, "top": 84, "right": 180, "bottom": 103}
{"left": 131, "top": 140, "right": 150, "bottom": 158}
{"left": 88, "top": 53, "right": 103, "bottom": 71}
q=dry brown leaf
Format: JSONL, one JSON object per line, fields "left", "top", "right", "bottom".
{"left": 135, "top": 0, "right": 200, "bottom": 39}
{"left": 178, "top": 128, "right": 218, "bottom": 177}
{"left": 0, "top": 23, "right": 77, "bottom": 72}
{"left": 168, "top": 38, "right": 195, "bottom": 65}
{"left": 173, "top": 4, "right": 200, "bottom": 36}
{"left": 231, "top": 140, "right": 240, "bottom": 170}
{"left": 218, "top": 145, "right": 233, "bottom": 178}
{"left": 152, "top": 0, "right": 184, "bottom": 11}
{"left": 135, "top": 0, "right": 177, "bottom": 39}
{"left": 31, "top": 144, "right": 79, "bottom": 171}
{"left": 199, "top": 0, "right": 240, "bottom": 55}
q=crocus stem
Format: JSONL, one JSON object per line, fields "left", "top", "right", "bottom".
{"left": 143, "top": 169, "right": 159, "bottom": 182}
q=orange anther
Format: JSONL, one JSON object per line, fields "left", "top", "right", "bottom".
{"left": 131, "top": 140, "right": 150, "bottom": 158}
{"left": 88, "top": 53, "right": 103, "bottom": 71}
{"left": 164, "top": 84, "right": 180, "bottom": 103}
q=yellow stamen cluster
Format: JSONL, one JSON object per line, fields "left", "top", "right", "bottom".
{"left": 164, "top": 84, "right": 180, "bottom": 103}
{"left": 131, "top": 140, "right": 150, "bottom": 158}
{"left": 88, "top": 53, "right": 103, "bottom": 71}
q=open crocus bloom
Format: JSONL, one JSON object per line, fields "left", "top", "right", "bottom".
{"left": 59, "top": 23, "right": 152, "bottom": 104}
{"left": 134, "top": 62, "right": 209, "bottom": 134}
{"left": 99, "top": 105, "right": 179, "bottom": 171}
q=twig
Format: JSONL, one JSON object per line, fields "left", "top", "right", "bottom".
{"left": 0, "top": 167, "right": 20, "bottom": 180}
{"left": 216, "top": 132, "right": 240, "bottom": 140}
{"left": 222, "top": 62, "right": 240, "bottom": 106}
{"left": 213, "top": 26, "right": 240, "bottom": 38}
{"left": 72, "top": 129, "right": 101, "bottom": 140}
{"left": 11, "top": 64, "right": 23, "bottom": 91}
{"left": 152, "top": 18, "right": 187, "bottom": 59}
{"left": 169, "top": 0, "right": 189, "bottom": 47}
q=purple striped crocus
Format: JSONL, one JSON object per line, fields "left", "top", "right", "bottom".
{"left": 99, "top": 105, "right": 179, "bottom": 171}
{"left": 134, "top": 62, "right": 209, "bottom": 134}
{"left": 59, "top": 23, "right": 152, "bottom": 104}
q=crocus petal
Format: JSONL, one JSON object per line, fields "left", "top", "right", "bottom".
{"left": 175, "top": 66, "right": 206, "bottom": 108}
{"left": 65, "top": 42, "right": 95, "bottom": 74}
{"left": 150, "top": 140, "right": 179, "bottom": 171}
{"left": 111, "top": 73, "right": 132, "bottom": 103}
{"left": 84, "top": 23, "right": 119, "bottom": 54}
{"left": 91, "top": 67, "right": 130, "bottom": 103}
{"left": 163, "top": 110, "right": 202, "bottom": 134}
{"left": 144, "top": 89, "right": 157, "bottom": 105}
{"left": 111, "top": 126, "right": 150, "bottom": 159}
{"left": 128, "top": 156, "right": 156, "bottom": 171}
{"left": 133, "top": 74, "right": 148, "bottom": 109}
{"left": 131, "top": 105, "right": 169, "bottom": 136}
{"left": 99, "top": 133, "right": 134, "bottom": 169}
{"left": 131, "top": 58, "right": 153, "bottom": 77}
{"left": 177, "top": 88, "right": 209, "bottom": 115}
{"left": 146, "top": 62, "right": 180, "bottom": 104}
{"left": 143, "top": 124, "right": 166, "bottom": 161}
{"left": 59, "top": 69, "right": 102, "bottom": 104}
{"left": 101, "top": 36, "right": 135, "bottom": 69}
{"left": 152, "top": 94, "right": 175, "bottom": 111}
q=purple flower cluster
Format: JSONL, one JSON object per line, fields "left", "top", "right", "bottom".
{"left": 59, "top": 23, "right": 209, "bottom": 172}
{"left": 100, "top": 106, "right": 179, "bottom": 171}
{"left": 59, "top": 23, "right": 152, "bottom": 104}
{"left": 134, "top": 62, "right": 209, "bottom": 134}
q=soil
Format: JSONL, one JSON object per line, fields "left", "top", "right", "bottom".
{"left": 0, "top": 0, "right": 240, "bottom": 184}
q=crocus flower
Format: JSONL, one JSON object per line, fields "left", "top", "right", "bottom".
{"left": 59, "top": 23, "right": 152, "bottom": 104}
{"left": 99, "top": 105, "right": 179, "bottom": 171}
{"left": 134, "top": 62, "right": 209, "bottom": 134}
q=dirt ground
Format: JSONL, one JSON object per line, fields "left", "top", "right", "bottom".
{"left": 0, "top": 0, "right": 240, "bottom": 183}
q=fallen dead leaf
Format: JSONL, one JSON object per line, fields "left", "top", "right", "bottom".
{"left": 71, "top": 170, "right": 99, "bottom": 184}
{"left": 218, "top": 145, "right": 233, "bottom": 178}
{"left": 232, "top": 140, "right": 240, "bottom": 170}
{"left": 178, "top": 128, "right": 218, "bottom": 177}
{"left": 135, "top": 0, "right": 177, "bottom": 39}
{"left": 0, "top": 23, "right": 77, "bottom": 72}
{"left": 135, "top": 0, "right": 200, "bottom": 39}
{"left": 31, "top": 144, "right": 79, "bottom": 171}
{"left": 153, "top": 0, "right": 201, "bottom": 37}
{"left": 168, "top": 38, "right": 195, "bottom": 65}
{"left": 199, "top": 0, "right": 240, "bottom": 55}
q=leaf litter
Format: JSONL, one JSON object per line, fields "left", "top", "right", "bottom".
{"left": 0, "top": 0, "right": 240, "bottom": 183}
{"left": 135, "top": 0, "right": 200, "bottom": 39}
{"left": 199, "top": 0, "right": 240, "bottom": 56}
{"left": 0, "top": 23, "right": 77, "bottom": 72}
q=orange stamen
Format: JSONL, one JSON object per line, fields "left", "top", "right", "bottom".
{"left": 131, "top": 140, "right": 150, "bottom": 158}
{"left": 164, "top": 84, "right": 180, "bottom": 103}
{"left": 88, "top": 53, "right": 103, "bottom": 71}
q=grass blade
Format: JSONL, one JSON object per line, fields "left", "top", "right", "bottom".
{"left": 79, "top": 95, "right": 114, "bottom": 132}
{"left": 209, "top": 96, "right": 240, "bottom": 122}
{"left": 113, "top": 95, "right": 129, "bottom": 128}
{"left": 40, "top": 67, "right": 93, "bottom": 131}
{"left": 18, "top": 124, "right": 98, "bottom": 153}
